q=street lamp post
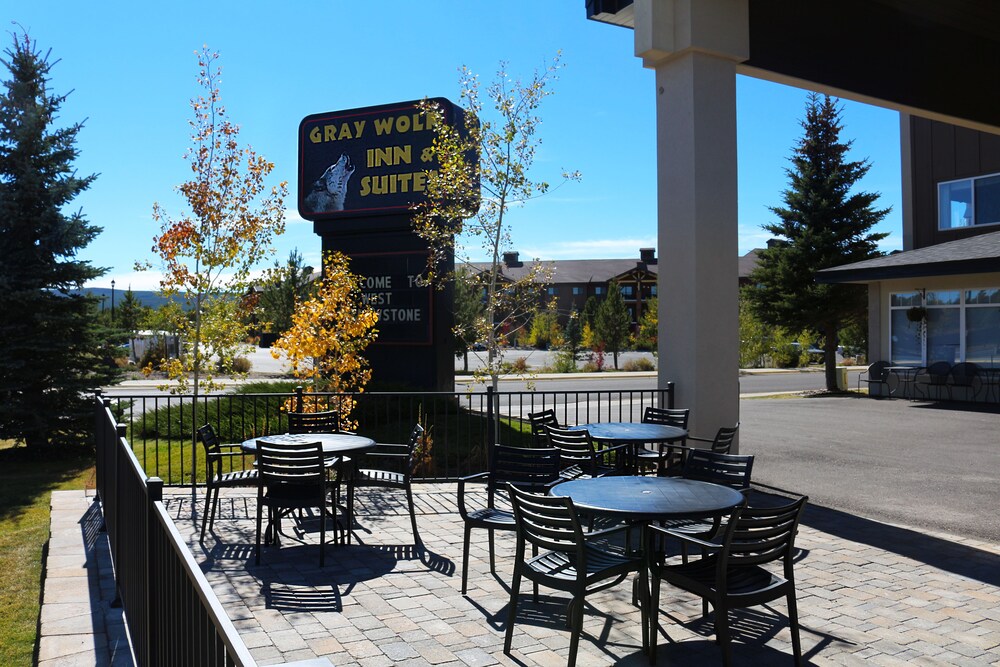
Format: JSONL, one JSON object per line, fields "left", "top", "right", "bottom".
{"left": 111, "top": 279, "right": 116, "bottom": 325}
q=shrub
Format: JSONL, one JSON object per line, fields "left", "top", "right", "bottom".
{"left": 231, "top": 356, "right": 252, "bottom": 373}
{"left": 622, "top": 357, "right": 655, "bottom": 372}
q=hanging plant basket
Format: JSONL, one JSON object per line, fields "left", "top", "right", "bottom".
{"left": 906, "top": 306, "right": 928, "bottom": 323}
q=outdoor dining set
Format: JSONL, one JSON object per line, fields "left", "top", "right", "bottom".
{"left": 859, "top": 359, "right": 1000, "bottom": 401}
{"left": 197, "top": 405, "right": 809, "bottom": 666}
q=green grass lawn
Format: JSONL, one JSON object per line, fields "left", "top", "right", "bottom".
{"left": 0, "top": 446, "right": 93, "bottom": 667}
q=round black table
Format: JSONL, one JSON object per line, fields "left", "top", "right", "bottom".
{"left": 570, "top": 422, "right": 687, "bottom": 444}
{"left": 551, "top": 476, "right": 744, "bottom": 522}
{"left": 241, "top": 432, "right": 376, "bottom": 457}
{"left": 570, "top": 422, "right": 688, "bottom": 475}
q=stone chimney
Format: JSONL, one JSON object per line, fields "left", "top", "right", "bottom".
{"left": 502, "top": 251, "right": 521, "bottom": 267}
{"left": 639, "top": 247, "right": 656, "bottom": 264}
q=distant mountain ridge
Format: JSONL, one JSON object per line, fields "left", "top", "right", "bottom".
{"left": 73, "top": 288, "right": 187, "bottom": 311}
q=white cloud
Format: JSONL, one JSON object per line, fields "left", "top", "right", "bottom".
{"left": 284, "top": 208, "right": 309, "bottom": 225}
{"left": 84, "top": 269, "right": 166, "bottom": 292}
{"left": 516, "top": 238, "right": 657, "bottom": 260}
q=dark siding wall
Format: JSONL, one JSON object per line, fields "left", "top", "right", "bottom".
{"left": 910, "top": 117, "right": 1000, "bottom": 249}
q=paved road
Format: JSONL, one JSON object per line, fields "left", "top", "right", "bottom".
{"left": 740, "top": 395, "right": 1000, "bottom": 543}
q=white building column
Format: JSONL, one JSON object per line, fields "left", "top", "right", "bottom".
{"left": 634, "top": 0, "right": 747, "bottom": 439}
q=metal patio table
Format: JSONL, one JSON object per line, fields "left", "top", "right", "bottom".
{"left": 570, "top": 422, "right": 688, "bottom": 475}
{"left": 551, "top": 475, "right": 745, "bottom": 659}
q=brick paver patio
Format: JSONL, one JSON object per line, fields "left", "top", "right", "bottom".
{"left": 44, "top": 483, "right": 1000, "bottom": 665}
{"left": 159, "top": 483, "right": 1000, "bottom": 666}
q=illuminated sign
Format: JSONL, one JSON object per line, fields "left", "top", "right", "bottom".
{"left": 298, "top": 98, "right": 463, "bottom": 220}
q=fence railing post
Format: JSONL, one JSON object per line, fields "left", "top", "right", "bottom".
{"left": 146, "top": 476, "right": 163, "bottom": 667}
{"left": 295, "top": 386, "right": 304, "bottom": 413}
{"left": 486, "top": 386, "right": 495, "bottom": 451}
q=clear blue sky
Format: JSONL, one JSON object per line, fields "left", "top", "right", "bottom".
{"left": 11, "top": 1, "right": 903, "bottom": 291}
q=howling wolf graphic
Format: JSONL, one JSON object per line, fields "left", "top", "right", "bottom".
{"left": 304, "top": 153, "right": 355, "bottom": 212}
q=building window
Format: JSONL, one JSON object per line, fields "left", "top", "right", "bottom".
{"left": 926, "top": 290, "right": 960, "bottom": 364}
{"left": 939, "top": 172, "right": 1000, "bottom": 230}
{"left": 621, "top": 285, "right": 634, "bottom": 297}
{"left": 889, "top": 289, "right": 1000, "bottom": 367}
{"left": 651, "top": 285, "right": 657, "bottom": 297}
{"left": 546, "top": 287, "right": 556, "bottom": 296}
{"left": 965, "top": 288, "right": 1000, "bottom": 366}
{"left": 889, "top": 291, "right": 922, "bottom": 365}
{"left": 572, "top": 286, "right": 582, "bottom": 295}
{"left": 594, "top": 286, "right": 604, "bottom": 296}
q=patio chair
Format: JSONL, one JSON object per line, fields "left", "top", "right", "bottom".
{"left": 287, "top": 409, "right": 341, "bottom": 434}
{"left": 648, "top": 495, "right": 809, "bottom": 666}
{"left": 457, "top": 444, "right": 562, "bottom": 594}
{"left": 254, "top": 438, "right": 333, "bottom": 567}
{"left": 636, "top": 407, "right": 689, "bottom": 475}
{"left": 659, "top": 450, "right": 756, "bottom": 562}
{"left": 503, "top": 484, "right": 647, "bottom": 667}
{"left": 527, "top": 409, "right": 562, "bottom": 447}
{"left": 197, "top": 423, "right": 257, "bottom": 543}
{"left": 686, "top": 422, "right": 740, "bottom": 455}
{"left": 544, "top": 425, "right": 629, "bottom": 480}
{"left": 347, "top": 424, "right": 423, "bottom": 546}
{"left": 287, "top": 409, "right": 346, "bottom": 513}
{"left": 682, "top": 449, "right": 755, "bottom": 491}
{"left": 858, "top": 361, "right": 891, "bottom": 397}
{"left": 948, "top": 362, "right": 981, "bottom": 401}
{"left": 914, "top": 361, "right": 952, "bottom": 400}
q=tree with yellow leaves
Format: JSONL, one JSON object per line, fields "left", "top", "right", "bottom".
{"left": 140, "top": 47, "right": 288, "bottom": 396}
{"left": 271, "top": 252, "right": 379, "bottom": 430}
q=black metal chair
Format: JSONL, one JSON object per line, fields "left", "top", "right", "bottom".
{"left": 544, "top": 425, "right": 629, "bottom": 480}
{"left": 197, "top": 423, "right": 257, "bottom": 543}
{"left": 682, "top": 449, "right": 755, "bottom": 491}
{"left": 686, "top": 422, "right": 740, "bottom": 455}
{"left": 948, "top": 362, "right": 981, "bottom": 401}
{"left": 457, "top": 444, "right": 562, "bottom": 594}
{"left": 648, "top": 496, "right": 809, "bottom": 666}
{"left": 915, "top": 361, "right": 952, "bottom": 400}
{"left": 636, "top": 407, "right": 690, "bottom": 475}
{"left": 347, "top": 424, "right": 423, "bottom": 546}
{"left": 658, "top": 450, "right": 756, "bottom": 562}
{"left": 254, "top": 438, "right": 332, "bottom": 567}
{"left": 527, "top": 409, "right": 562, "bottom": 446}
{"left": 287, "top": 409, "right": 347, "bottom": 515}
{"left": 858, "top": 360, "right": 891, "bottom": 397}
{"left": 503, "top": 484, "right": 648, "bottom": 667}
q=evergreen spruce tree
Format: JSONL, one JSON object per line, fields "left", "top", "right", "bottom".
{"left": 0, "top": 33, "right": 116, "bottom": 449}
{"left": 746, "top": 93, "right": 889, "bottom": 390}
{"left": 595, "top": 281, "right": 631, "bottom": 370}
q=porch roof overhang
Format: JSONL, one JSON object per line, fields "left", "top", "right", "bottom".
{"left": 586, "top": 0, "right": 1000, "bottom": 134}
{"left": 816, "top": 231, "right": 1000, "bottom": 284}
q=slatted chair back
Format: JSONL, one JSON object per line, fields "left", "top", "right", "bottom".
{"left": 488, "top": 445, "right": 562, "bottom": 497}
{"left": 949, "top": 362, "right": 980, "bottom": 395}
{"left": 544, "top": 425, "right": 597, "bottom": 471}
{"left": 287, "top": 410, "right": 340, "bottom": 434}
{"left": 722, "top": 495, "right": 808, "bottom": 569}
{"left": 198, "top": 423, "right": 225, "bottom": 479}
{"left": 257, "top": 439, "right": 326, "bottom": 488}
{"left": 527, "top": 409, "right": 561, "bottom": 446}
{"left": 507, "top": 483, "right": 584, "bottom": 562}
{"left": 682, "top": 449, "right": 754, "bottom": 490}
{"left": 710, "top": 423, "right": 740, "bottom": 454}
{"left": 642, "top": 406, "right": 690, "bottom": 429}
{"left": 924, "top": 361, "right": 952, "bottom": 385}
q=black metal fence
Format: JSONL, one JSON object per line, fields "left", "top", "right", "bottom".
{"left": 103, "top": 384, "right": 674, "bottom": 486}
{"left": 95, "top": 397, "right": 266, "bottom": 667}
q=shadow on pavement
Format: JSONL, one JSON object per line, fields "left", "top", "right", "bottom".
{"left": 751, "top": 486, "right": 1000, "bottom": 587}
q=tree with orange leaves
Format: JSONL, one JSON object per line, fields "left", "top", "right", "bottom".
{"left": 271, "top": 252, "right": 379, "bottom": 430}
{"left": 139, "top": 47, "right": 288, "bottom": 395}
